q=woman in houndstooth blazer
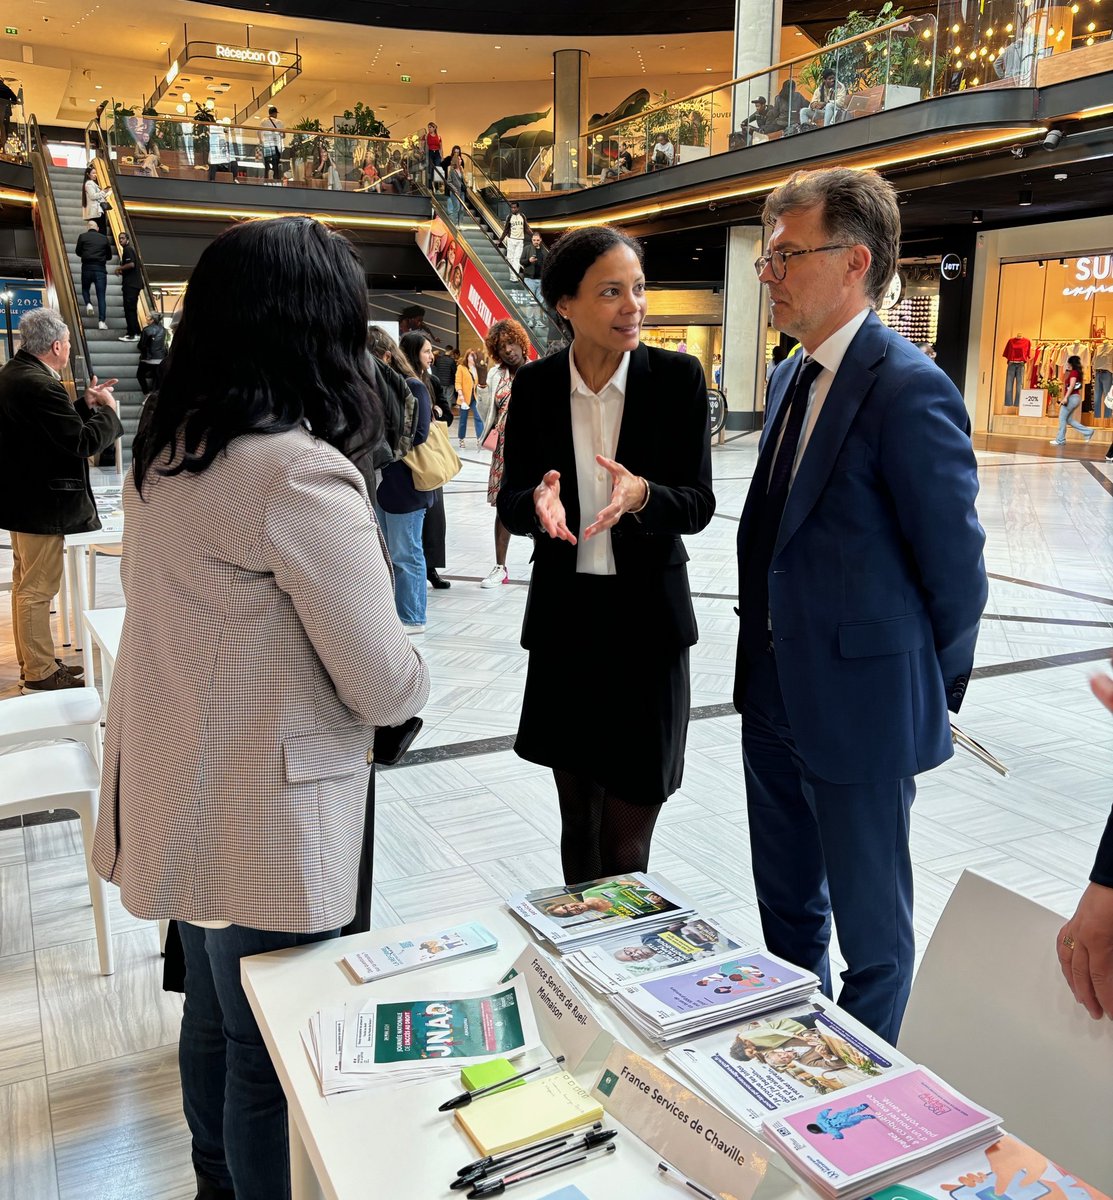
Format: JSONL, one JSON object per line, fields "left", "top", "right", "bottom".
{"left": 91, "top": 217, "right": 430, "bottom": 1200}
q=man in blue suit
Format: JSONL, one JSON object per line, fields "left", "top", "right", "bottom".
{"left": 734, "top": 168, "right": 987, "bottom": 1043}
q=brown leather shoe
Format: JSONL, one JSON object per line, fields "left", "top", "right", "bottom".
{"left": 21, "top": 667, "right": 84, "bottom": 695}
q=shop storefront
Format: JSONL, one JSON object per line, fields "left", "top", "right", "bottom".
{"left": 642, "top": 287, "right": 723, "bottom": 384}
{"left": 966, "top": 215, "right": 1113, "bottom": 442}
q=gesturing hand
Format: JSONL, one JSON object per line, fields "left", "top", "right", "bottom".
{"left": 85, "top": 375, "right": 119, "bottom": 411}
{"left": 584, "top": 455, "right": 648, "bottom": 539}
{"left": 533, "top": 470, "right": 577, "bottom": 544}
{"left": 1057, "top": 883, "right": 1113, "bottom": 1020}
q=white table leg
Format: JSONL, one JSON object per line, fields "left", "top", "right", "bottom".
{"left": 288, "top": 1112, "right": 324, "bottom": 1200}
{"left": 101, "top": 648, "right": 114, "bottom": 710}
{"left": 57, "top": 577, "right": 70, "bottom": 648}
{"left": 67, "top": 546, "right": 83, "bottom": 651}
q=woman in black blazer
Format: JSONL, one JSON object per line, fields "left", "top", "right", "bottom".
{"left": 497, "top": 227, "right": 715, "bottom": 882}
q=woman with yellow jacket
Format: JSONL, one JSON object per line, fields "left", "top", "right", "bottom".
{"left": 456, "top": 347, "right": 485, "bottom": 449}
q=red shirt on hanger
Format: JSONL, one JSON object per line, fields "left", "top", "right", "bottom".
{"left": 1002, "top": 337, "right": 1031, "bottom": 361}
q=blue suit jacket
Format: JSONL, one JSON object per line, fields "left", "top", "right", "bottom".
{"left": 734, "top": 313, "right": 988, "bottom": 785}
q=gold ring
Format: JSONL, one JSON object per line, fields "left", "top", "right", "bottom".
{"left": 1062, "top": 934, "right": 1076, "bottom": 950}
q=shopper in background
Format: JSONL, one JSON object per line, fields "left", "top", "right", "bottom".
{"left": 258, "top": 105, "right": 285, "bottom": 183}
{"left": 75, "top": 218, "right": 113, "bottom": 330}
{"left": 736, "top": 167, "right": 987, "bottom": 1043}
{"left": 1056, "top": 657, "right": 1113, "bottom": 1021}
{"left": 0, "top": 76, "right": 18, "bottom": 151}
{"left": 649, "top": 132, "right": 675, "bottom": 170}
{"left": 1050, "top": 354, "right": 1093, "bottom": 446}
{"left": 207, "top": 121, "right": 237, "bottom": 183}
{"left": 401, "top": 330, "right": 453, "bottom": 593}
{"left": 769, "top": 80, "right": 806, "bottom": 136}
{"left": 81, "top": 163, "right": 109, "bottom": 234}
{"left": 423, "top": 121, "right": 443, "bottom": 191}
{"left": 497, "top": 225, "right": 715, "bottom": 881}
{"left": 765, "top": 344, "right": 787, "bottom": 387}
{"left": 520, "top": 232, "right": 548, "bottom": 310}
{"left": 114, "top": 231, "right": 143, "bottom": 341}
{"left": 746, "top": 96, "right": 770, "bottom": 139}
{"left": 431, "top": 345, "right": 457, "bottom": 399}
{"left": 0, "top": 307, "right": 120, "bottom": 693}
{"left": 312, "top": 137, "right": 340, "bottom": 190}
{"left": 136, "top": 311, "right": 168, "bottom": 394}
{"left": 480, "top": 318, "right": 530, "bottom": 588}
{"left": 497, "top": 201, "right": 531, "bottom": 277}
{"left": 456, "top": 348, "right": 484, "bottom": 450}
{"left": 91, "top": 217, "right": 429, "bottom": 1200}
{"left": 446, "top": 152, "right": 467, "bottom": 222}
{"left": 802, "top": 69, "right": 849, "bottom": 128}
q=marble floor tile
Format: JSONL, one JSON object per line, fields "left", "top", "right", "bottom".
{"left": 0, "top": 952, "right": 44, "bottom": 1088}
{"left": 406, "top": 790, "right": 551, "bottom": 862}
{"left": 0, "top": 863, "right": 33, "bottom": 958}
{"left": 27, "top": 854, "right": 154, "bottom": 951}
{"left": 0, "top": 827, "right": 26, "bottom": 867}
{"left": 48, "top": 1043, "right": 194, "bottom": 1200}
{"left": 0, "top": 1076, "right": 59, "bottom": 1199}
{"left": 371, "top": 800, "right": 464, "bottom": 883}
{"left": 376, "top": 865, "right": 501, "bottom": 925}
{"left": 36, "top": 928, "right": 183, "bottom": 1074}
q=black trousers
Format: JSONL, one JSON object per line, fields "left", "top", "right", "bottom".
{"left": 137, "top": 362, "right": 162, "bottom": 394}
{"left": 263, "top": 149, "right": 282, "bottom": 180}
{"left": 122, "top": 288, "right": 141, "bottom": 337}
{"left": 422, "top": 488, "right": 446, "bottom": 569}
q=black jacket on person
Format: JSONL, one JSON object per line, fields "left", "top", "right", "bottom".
{"left": 0, "top": 81, "right": 17, "bottom": 107}
{"left": 118, "top": 242, "right": 143, "bottom": 293}
{"left": 138, "top": 319, "right": 167, "bottom": 362}
{"left": 519, "top": 242, "right": 548, "bottom": 280}
{"left": 0, "top": 350, "right": 122, "bottom": 534}
{"left": 75, "top": 229, "right": 112, "bottom": 266}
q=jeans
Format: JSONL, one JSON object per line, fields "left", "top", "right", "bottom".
{"left": 122, "top": 288, "right": 141, "bottom": 337}
{"left": 824, "top": 100, "right": 844, "bottom": 126}
{"left": 177, "top": 921, "right": 341, "bottom": 1200}
{"left": 81, "top": 264, "right": 107, "bottom": 322}
{"left": 376, "top": 506, "right": 427, "bottom": 625}
{"left": 524, "top": 277, "right": 542, "bottom": 303}
{"left": 446, "top": 190, "right": 463, "bottom": 223}
{"left": 1056, "top": 392, "right": 1090, "bottom": 440}
{"left": 1096, "top": 369, "right": 1112, "bottom": 414}
{"left": 458, "top": 401, "right": 485, "bottom": 442}
{"left": 1003, "top": 360, "right": 1025, "bottom": 407}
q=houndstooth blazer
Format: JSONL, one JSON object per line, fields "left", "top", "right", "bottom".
{"left": 92, "top": 427, "right": 430, "bottom": 933}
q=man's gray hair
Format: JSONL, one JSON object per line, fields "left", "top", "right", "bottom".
{"left": 19, "top": 308, "right": 69, "bottom": 357}
{"left": 762, "top": 168, "right": 900, "bottom": 307}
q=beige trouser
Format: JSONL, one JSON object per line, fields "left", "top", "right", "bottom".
{"left": 10, "top": 531, "right": 64, "bottom": 682}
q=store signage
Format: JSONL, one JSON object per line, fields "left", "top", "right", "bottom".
{"left": 1018, "top": 389, "right": 1045, "bottom": 417}
{"left": 707, "top": 388, "right": 726, "bottom": 437}
{"left": 1063, "top": 254, "right": 1113, "bottom": 301}
{"left": 215, "top": 44, "right": 283, "bottom": 66}
{"left": 940, "top": 253, "right": 964, "bottom": 281}
{"left": 165, "top": 60, "right": 179, "bottom": 86}
{"left": 0, "top": 280, "right": 46, "bottom": 330}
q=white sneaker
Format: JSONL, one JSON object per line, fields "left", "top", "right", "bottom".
{"left": 86, "top": 303, "right": 93, "bottom": 316}
{"left": 458, "top": 439, "right": 465, "bottom": 449}
{"left": 480, "top": 564, "right": 509, "bottom": 589}
{"left": 402, "top": 623, "right": 426, "bottom": 635}
{"left": 98, "top": 321, "right": 108, "bottom": 330}
{"left": 1049, "top": 439, "right": 1065, "bottom": 445}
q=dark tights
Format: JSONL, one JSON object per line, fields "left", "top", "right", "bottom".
{"left": 554, "top": 769, "right": 663, "bottom": 883}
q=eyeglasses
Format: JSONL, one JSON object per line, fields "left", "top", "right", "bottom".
{"left": 753, "top": 244, "right": 853, "bottom": 281}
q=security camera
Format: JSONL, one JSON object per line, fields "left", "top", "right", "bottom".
{"left": 1042, "top": 128, "right": 1063, "bottom": 151}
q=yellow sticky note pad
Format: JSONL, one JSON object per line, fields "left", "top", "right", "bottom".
{"left": 455, "top": 1071, "right": 604, "bottom": 1156}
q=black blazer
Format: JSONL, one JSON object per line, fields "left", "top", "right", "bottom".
{"left": 497, "top": 344, "right": 715, "bottom": 650}
{"left": 0, "top": 350, "right": 122, "bottom": 535}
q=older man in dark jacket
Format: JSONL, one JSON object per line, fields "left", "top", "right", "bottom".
{"left": 0, "top": 308, "right": 121, "bottom": 692}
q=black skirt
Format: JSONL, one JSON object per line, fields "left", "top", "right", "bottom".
{"left": 514, "top": 575, "right": 692, "bottom": 806}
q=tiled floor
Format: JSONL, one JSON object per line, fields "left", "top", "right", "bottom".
{"left": 2, "top": 434, "right": 1111, "bottom": 1197}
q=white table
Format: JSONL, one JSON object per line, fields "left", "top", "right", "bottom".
{"left": 82, "top": 606, "right": 124, "bottom": 705}
{"left": 63, "top": 528, "right": 123, "bottom": 651}
{"left": 241, "top": 906, "right": 804, "bottom": 1200}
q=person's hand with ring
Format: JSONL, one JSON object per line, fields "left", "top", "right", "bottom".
{"left": 583, "top": 454, "right": 648, "bottom": 539}
{"left": 533, "top": 469, "right": 577, "bottom": 544}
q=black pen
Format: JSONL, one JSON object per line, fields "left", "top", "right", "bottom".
{"left": 468, "top": 1141, "right": 617, "bottom": 1197}
{"left": 454, "top": 1121, "right": 603, "bottom": 1180}
{"left": 438, "top": 1055, "right": 566, "bottom": 1112}
{"left": 658, "top": 1159, "right": 717, "bottom": 1199}
{"left": 453, "top": 1128, "right": 615, "bottom": 1189}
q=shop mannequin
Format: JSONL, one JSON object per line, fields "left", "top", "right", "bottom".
{"left": 1094, "top": 339, "right": 1112, "bottom": 413}
{"left": 1001, "top": 331, "right": 1031, "bottom": 407}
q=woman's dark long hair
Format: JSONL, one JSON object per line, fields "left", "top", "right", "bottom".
{"left": 133, "top": 216, "right": 381, "bottom": 492}
{"left": 399, "top": 330, "right": 436, "bottom": 400}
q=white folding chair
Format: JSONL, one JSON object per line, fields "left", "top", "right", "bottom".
{"left": 0, "top": 742, "right": 113, "bottom": 975}
{"left": 0, "top": 686, "right": 103, "bottom": 765}
{"left": 899, "top": 870, "right": 1113, "bottom": 1183}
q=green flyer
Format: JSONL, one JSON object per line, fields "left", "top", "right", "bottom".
{"left": 367, "top": 985, "right": 529, "bottom": 1064}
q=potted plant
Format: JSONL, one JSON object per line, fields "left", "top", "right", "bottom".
{"left": 288, "top": 117, "right": 323, "bottom": 184}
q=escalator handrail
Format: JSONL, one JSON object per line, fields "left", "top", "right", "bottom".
{"left": 26, "top": 114, "right": 92, "bottom": 393}
{"left": 85, "top": 118, "right": 159, "bottom": 322}
{"left": 424, "top": 190, "right": 561, "bottom": 353}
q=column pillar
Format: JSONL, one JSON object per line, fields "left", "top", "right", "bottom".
{"left": 553, "top": 49, "right": 589, "bottom": 190}
{"left": 732, "top": 0, "right": 784, "bottom": 136}
{"left": 722, "top": 225, "right": 770, "bottom": 431}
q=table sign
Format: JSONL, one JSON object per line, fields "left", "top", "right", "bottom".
{"left": 590, "top": 1042, "right": 770, "bottom": 1200}
{"left": 1018, "top": 389, "right": 1045, "bottom": 418}
{"left": 510, "top": 947, "right": 612, "bottom": 1071}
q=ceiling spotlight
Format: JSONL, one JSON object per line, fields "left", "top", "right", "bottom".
{"left": 1042, "top": 128, "right": 1063, "bottom": 150}
{"left": 1019, "top": 188, "right": 1033, "bottom": 206}
{"left": 972, "top": 210, "right": 983, "bottom": 224}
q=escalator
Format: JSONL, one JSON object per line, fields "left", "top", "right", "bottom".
{"left": 417, "top": 156, "right": 564, "bottom": 357}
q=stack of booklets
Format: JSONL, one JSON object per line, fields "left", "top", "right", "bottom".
{"left": 302, "top": 978, "right": 541, "bottom": 1097}
{"left": 562, "top": 914, "right": 751, "bottom": 995}
{"left": 608, "top": 950, "right": 819, "bottom": 1045}
{"left": 507, "top": 873, "right": 697, "bottom": 952}
{"left": 761, "top": 1065, "right": 1002, "bottom": 1200}
{"left": 666, "top": 999, "right": 911, "bottom": 1132}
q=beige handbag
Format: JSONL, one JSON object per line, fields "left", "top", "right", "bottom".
{"left": 403, "top": 419, "right": 462, "bottom": 491}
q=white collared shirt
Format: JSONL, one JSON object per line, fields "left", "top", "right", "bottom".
{"left": 569, "top": 347, "right": 630, "bottom": 575}
{"left": 770, "top": 308, "right": 871, "bottom": 489}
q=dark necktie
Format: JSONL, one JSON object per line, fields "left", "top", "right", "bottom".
{"left": 739, "top": 357, "right": 824, "bottom": 661}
